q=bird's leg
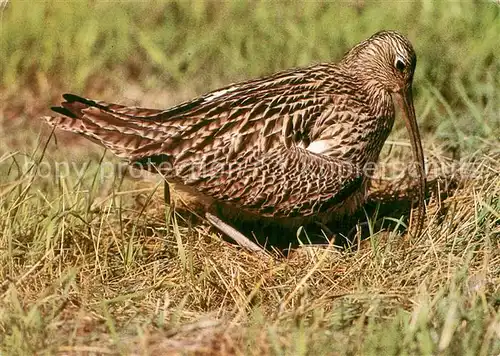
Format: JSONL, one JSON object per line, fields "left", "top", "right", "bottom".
{"left": 205, "top": 212, "right": 265, "bottom": 252}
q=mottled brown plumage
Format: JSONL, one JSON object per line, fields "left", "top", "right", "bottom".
{"left": 43, "top": 30, "right": 426, "bottom": 241}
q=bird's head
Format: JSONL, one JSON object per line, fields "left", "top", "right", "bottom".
{"left": 342, "top": 30, "right": 417, "bottom": 93}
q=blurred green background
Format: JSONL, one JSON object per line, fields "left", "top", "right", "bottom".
{"left": 1, "top": 0, "right": 499, "bottom": 150}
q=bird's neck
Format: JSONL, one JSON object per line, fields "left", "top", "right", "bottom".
{"left": 363, "top": 81, "right": 394, "bottom": 118}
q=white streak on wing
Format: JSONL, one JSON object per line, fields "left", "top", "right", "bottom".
{"left": 306, "top": 139, "right": 338, "bottom": 154}
{"left": 203, "top": 86, "right": 238, "bottom": 102}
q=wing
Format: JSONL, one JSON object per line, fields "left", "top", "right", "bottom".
{"left": 44, "top": 64, "right": 343, "bottom": 160}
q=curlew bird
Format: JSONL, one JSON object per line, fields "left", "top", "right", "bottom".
{"left": 43, "top": 30, "right": 426, "bottom": 251}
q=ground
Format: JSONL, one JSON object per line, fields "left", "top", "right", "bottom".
{"left": 0, "top": 1, "right": 499, "bottom": 355}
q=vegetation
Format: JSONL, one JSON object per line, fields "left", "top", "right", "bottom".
{"left": 0, "top": 1, "right": 499, "bottom": 354}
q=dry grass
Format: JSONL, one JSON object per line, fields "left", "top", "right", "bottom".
{"left": 0, "top": 114, "right": 498, "bottom": 354}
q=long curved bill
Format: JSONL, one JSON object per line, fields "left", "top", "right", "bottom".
{"left": 394, "top": 86, "right": 426, "bottom": 238}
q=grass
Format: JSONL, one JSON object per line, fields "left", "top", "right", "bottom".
{"left": 1, "top": 0, "right": 499, "bottom": 354}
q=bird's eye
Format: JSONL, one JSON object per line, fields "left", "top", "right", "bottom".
{"left": 395, "top": 59, "right": 406, "bottom": 72}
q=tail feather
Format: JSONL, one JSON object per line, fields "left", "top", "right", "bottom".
{"left": 42, "top": 115, "right": 153, "bottom": 159}
{"left": 43, "top": 94, "right": 170, "bottom": 160}
{"left": 62, "top": 93, "right": 165, "bottom": 118}
{"left": 51, "top": 105, "right": 78, "bottom": 119}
